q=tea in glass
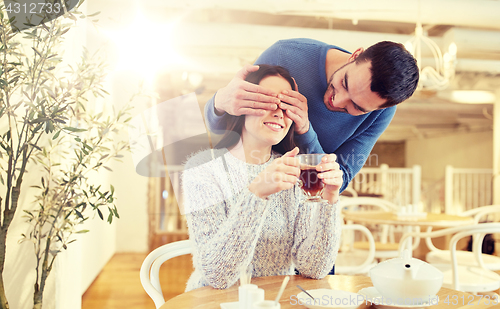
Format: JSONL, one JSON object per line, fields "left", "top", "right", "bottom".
{"left": 297, "top": 154, "right": 325, "bottom": 202}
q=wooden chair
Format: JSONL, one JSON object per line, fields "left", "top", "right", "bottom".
{"left": 335, "top": 223, "right": 377, "bottom": 275}
{"left": 425, "top": 205, "right": 500, "bottom": 271}
{"left": 341, "top": 186, "right": 358, "bottom": 198}
{"left": 140, "top": 240, "right": 192, "bottom": 308}
{"left": 341, "top": 197, "right": 420, "bottom": 259}
{"left": 400, "top": 223, "right": 500, "bottom": 294}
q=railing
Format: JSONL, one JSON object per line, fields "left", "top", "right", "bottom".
{"left": 349, "top": 164, "right": 421, "bottom": 208}
{"left": 444, "top": 165, "right": 493, "bottom": 214}
{"left": 148, "top": 165, "right": 187, "bottom": 239}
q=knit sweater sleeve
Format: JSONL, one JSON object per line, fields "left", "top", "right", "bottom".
{"left": 292, "top": 190, "right": 342, "bottom": 278}
{"left": 183, "top": 158, "right": 270, "bottom": 289}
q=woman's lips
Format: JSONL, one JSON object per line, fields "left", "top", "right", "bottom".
{"left": 264, "top": 122, "right": 284, "bottom": 132}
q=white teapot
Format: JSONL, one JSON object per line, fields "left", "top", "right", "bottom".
{"left": 369, "top": 249, "right": 443, "bottom": 302}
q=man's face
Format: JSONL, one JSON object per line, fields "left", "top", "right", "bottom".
{"left": 323, "top": 61, "right": 387, "bottom": 116}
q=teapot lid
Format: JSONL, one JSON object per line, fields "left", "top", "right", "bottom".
{"left": 369, "top": 249, "right": 442, "bottom": 280}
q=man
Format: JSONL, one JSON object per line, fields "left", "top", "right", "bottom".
{"left": 204, "top": 38, "right": 419, "bottom": 192}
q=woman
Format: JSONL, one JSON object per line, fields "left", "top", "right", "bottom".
{"left": 182, "top": 65, "right": 343, "bottom": 291}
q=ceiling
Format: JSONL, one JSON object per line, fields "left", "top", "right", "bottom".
{"left": 100, "top": 0, "right": 500, "bottom": 142}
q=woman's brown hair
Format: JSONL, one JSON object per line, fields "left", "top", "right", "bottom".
{"left": 214, "top": 65, "right": 296, "bottom": 154}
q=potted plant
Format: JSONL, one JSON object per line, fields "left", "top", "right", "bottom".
{"left": 0, "top": 1, "right": 133, "bottom": 308}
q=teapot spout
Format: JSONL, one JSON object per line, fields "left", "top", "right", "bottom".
{"left": 401, "top": 249, "right": 418, "bottom": 280}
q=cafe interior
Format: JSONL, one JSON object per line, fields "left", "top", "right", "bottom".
{"left": 4, "top": 0, "right": 500, "bottom": 308}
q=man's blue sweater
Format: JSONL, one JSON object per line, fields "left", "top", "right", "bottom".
{"left": 204, "top": 38, "right": 396, "bottom": 192}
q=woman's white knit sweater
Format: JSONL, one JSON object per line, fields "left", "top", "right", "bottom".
{"left": 182, "top": 149, "right": 341, "bottom": 292}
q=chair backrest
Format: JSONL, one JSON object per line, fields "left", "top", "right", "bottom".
{"left": 140, "top": 240, "right": 193, "bottom": 309}
{"left": 338, "top": 223, "right": 376, "bottom": 274}
{"left": 460, "top": 205, "right": 500, "bottom": 223}
{"left": 340, "top": 197, "right": 398, "bottom": 212}
{"left": 350, "top": 164, "right": 421, "bottom": 207}
{"left": 341, "top": 187, "right": 358, "bottom": 198}
{"left": 425, "top": 205, "right": 500, "bottom": 253}
{"left": 444, "top": 166, "right": 493, "bottom": 214}
{"left": 399, "top": 223, "right": 500, "bottom": 291}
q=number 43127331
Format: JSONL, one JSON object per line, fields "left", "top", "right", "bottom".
{"left": 443, "top": 294, "right": 499, "bottom": 306}
{"left": 5, "top": 2, "right": 62, "bottom": 15}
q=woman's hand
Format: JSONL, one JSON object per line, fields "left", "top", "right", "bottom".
{"left": 248, "top": 147, "right": 300, "bottom": 199}
{"left": 317, "top": 154, "right": 343, "bottom": 204}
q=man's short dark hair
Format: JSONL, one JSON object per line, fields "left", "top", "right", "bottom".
{"left": 355, "top": 41, "right": 419, "bottom": 108}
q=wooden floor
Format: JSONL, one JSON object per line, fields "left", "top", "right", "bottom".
{"left": 82, "top": 253, "right": 193, "bottom": 309}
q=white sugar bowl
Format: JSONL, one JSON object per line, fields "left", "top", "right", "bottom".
{"left": 369, "top": 249, "right": 443, "bottom": 301}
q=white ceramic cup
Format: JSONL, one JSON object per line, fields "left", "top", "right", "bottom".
{"left": 253, "top": 300, "right": 281, "bottom": 309}
{"left": 247, "top": 288, "right": 265, "bottom": 309}
{"left": 239, "top": 284, "right": 258, "bottom": 309}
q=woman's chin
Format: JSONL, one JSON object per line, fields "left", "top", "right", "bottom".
{"left": 271, "top": 138, "right": 286, "bottom": 146}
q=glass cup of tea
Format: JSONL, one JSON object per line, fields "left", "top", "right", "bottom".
{"left": 297, "top": 154, "right": 326, "bottom": 202}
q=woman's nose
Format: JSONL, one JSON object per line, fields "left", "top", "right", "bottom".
{"left": 273, "top": 108, "right": 284, "bottom": 118}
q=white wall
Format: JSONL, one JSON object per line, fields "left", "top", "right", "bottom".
{"left": 85, "top": 0, "right": 156, "bottom": 254}
{"left": 108, "top": 72, "right": 150, "bottom": 253}
{"left": 406, "top": 130, "right": 493, "bottom": 181}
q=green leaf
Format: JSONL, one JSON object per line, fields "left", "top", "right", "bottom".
{"left": 74, "top": 209, "right": 84, "bottom": 219}
{"left": 87, "top": 11, "right": 101, "bottom": 17}
{"left": 63, "top": 127, "right": 87, "bottom": 133}
{"left": 29, "top": 144, "right": 42, "bottom": 151}
{"left": 76, "top": 230, "right": 89, "bottom": 234}
{"left": 23, "top": 210, "right": 34, "bottom": 217}
{"left": 97, "top": 208, "right": 103, "bottom": 220}
{"left": 52, "top": 130, "right": 61, "bottom": 140}
{"left": 32, "top": 47, "right": 42, "bottom": 57}
{"left": 112, "top": 206, "right": 119, "bottom": 219}
{"left": 33, "top": 123, "right": 43, "bottom": 133}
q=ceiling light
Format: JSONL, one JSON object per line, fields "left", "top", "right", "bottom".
{"left": 405, "top": 22, "right": 457, "bottom": 91}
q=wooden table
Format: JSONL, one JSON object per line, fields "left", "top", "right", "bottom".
{"left": 342, "top": 211, "right": 475, "bottom": 252}
{"left": 160, "top": 275, "right": 497, "bottom": 308}
{"left": 342, "top": 211, "right": 474, "bottom": 228}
